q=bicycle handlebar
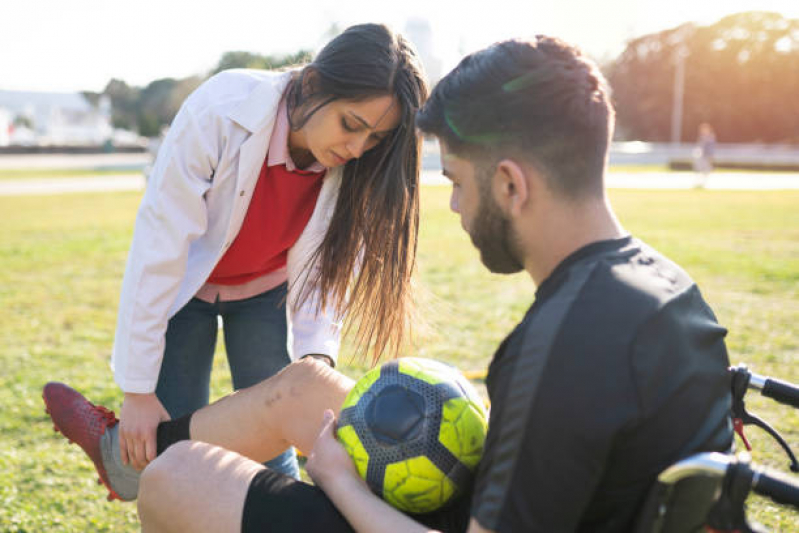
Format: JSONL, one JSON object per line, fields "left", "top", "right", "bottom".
{"left": 731, "top": 365, "right": 799, "bottom": 410}
{"left": 658, "top": 452, "right": 799, "bottom": 510}
{"left": 658, "top": 452, "right": 731, "bottom": 483}
{"left": 753, "top": 467, "right": 799, "bottom": 508}
{"left": 760, "top": 377, "right": 799, "bottom": 410}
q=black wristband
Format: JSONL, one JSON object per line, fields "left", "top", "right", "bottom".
{"left": 301, "top": 353, "right": 335, "bottom": 367}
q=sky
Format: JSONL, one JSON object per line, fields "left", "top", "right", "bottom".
{"left": 2, "top": 0, "right": 799, "bottom": 93}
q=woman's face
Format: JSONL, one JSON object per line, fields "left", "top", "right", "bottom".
{"left": 292, "top": 95, "right": 402, "bottom": 168}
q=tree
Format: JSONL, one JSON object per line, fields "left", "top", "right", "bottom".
{"left": 606, "top": 11, "right": 799, "bottom": 143}
{"left": 211, "top": 50, "right": 312, "bottom": 75}
{"left": 101, "top": 79, "right": 141, "bottom": 131}
{"left": 96, "top": 49, "right": 311, "bottom": 136}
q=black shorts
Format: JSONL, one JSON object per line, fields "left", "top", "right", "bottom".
{"left": 242, "top": 469, "right": 471, "bottom": 533}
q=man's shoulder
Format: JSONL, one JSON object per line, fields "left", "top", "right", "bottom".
{"left": 503, "top": 237, "right": 709, "bottom": 377}
{"left": 561, "top": 238, "right": 696, "bottom": 329}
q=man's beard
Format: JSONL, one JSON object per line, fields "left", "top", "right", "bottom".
{"left": 469, "top": 189, "right": 524, "bottom": 274}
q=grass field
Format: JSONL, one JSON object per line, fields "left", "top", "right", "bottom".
{"left": 0, "top": 168, "right": 144, "bottom": 181}
{"left": 1, "top": 186, "right": 797, "bottom": 531}
{"left": 1, "top": 164, "right": 795, "bottom": 182}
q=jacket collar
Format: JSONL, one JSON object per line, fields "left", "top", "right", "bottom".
{"left": 227, "top": 70, "right": 295, "bottom": 133}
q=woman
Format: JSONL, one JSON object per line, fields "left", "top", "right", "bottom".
{"left": 111, "top": 23, "right": 428, "bottom": 478}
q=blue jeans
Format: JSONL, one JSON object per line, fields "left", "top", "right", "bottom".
{"left": 155, "top": 282, "right": 299, "bottom": 479}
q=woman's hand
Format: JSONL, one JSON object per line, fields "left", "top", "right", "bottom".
{"left": 306, "top": 409, "right": 362, "bottom": 491}
{"left": 119, "top": 392, "right": 171, "bottom": 471}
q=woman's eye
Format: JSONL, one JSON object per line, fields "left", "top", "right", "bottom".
{"left": 341, "top": 118, "right": 356, "bottom": 132}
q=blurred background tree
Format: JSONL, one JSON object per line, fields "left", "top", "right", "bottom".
{"left": 84, "top": 49, "right": 310, "bottom": 137}
{"left": 86, "top": 11, "right": 799, "bottom": 143}
{"left": 607, "top": 11, "right": 799, "bottom": 143}
{"left": 211, "top": 50, "right": 312, "bottom": 75}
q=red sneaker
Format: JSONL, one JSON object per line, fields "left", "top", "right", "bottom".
{"left": 43, "top": 382, "right": 122, "bottom": 501}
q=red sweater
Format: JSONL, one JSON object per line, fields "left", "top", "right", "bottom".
{"left": 208, "top": 160, "right": 325, "bottom": 286}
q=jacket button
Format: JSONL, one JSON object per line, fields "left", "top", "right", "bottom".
{"left": 239, "top": 190, "right": 245, "bottom": 196}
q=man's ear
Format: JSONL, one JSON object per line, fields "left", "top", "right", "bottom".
{"left": 493, "top": 159, "right": 529, "bottom": 217}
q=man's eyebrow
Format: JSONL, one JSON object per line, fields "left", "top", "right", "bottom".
{"left": 348, "top": 112, "right": 393, "bottom": 135}
{"left": 441, "top": 168, "right": 454, "bottom": 180}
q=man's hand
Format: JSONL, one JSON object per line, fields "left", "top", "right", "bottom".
{"left": 119, "top": 392, "right": 171, "bottom": 471}
{"left": 307, "top": 410, "right": 442, "bottom": 533}
{"left": 306, "top": 409, "right": 361, "bottom": 490}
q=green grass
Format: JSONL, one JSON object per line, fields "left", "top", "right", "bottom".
{"left": 608, "top": 165, "right": 673, "bottom": 173}
{"left": 0, "top": 168, "right": 144, "bottom": 181}
{"left": 608, "top": 164, "right": 799, "bottom": 174}
{"left": 1, "top": 187, "right": 797, "bottom": 531}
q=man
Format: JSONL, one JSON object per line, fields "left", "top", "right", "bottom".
{"left": 44, "top": 36, "right": 732, "bottom": 532}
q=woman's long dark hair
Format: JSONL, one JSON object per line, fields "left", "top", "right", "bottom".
{"left": 286, "top": 24, "right": 428, "bottom": 364}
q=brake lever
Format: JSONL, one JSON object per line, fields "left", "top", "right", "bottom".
{"left": 730, "top": 365, "right": 799, "bottom": 473}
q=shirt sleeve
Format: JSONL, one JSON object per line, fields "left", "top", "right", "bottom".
{"left": 287, "top": 285, "right": 342, "bottom": 364}
{"left": 112, "top": 95, "right": 218, "bottom": 393}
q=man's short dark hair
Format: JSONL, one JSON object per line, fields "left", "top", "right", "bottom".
{"left": 416, "top": 36, "right": 614, "bottom": 199}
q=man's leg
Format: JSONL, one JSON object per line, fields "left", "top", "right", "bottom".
{"left": 221, "top": 283, "right": 299, "bottom": 478}
{"left": 187, "top": 356, "right": 355, "bottom": 461}
{"left": 44, "top": 357, "right": 354, "bottom": 501}
{"left": 139, "top": 440, "right": 354, "bottom": 533}
{"left": 138, "top": 441, "right": 262, "bottom": 532}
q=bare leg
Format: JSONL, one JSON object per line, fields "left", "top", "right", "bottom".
{"left": 189, "top": 357, "right": 355, "bottom": 462}
{"left": 139, "top": 441, "right": 262, "bottom": 532}
{"left": 139, "top": 359, "right": 355, "bottom": 531}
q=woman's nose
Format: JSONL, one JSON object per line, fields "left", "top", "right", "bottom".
{"left": 347, "top": 134, "right": 370, "bottom": 158}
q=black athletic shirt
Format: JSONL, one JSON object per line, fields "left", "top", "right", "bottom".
{"left": 470, "top": 236, "right": 733, "bottom": 532}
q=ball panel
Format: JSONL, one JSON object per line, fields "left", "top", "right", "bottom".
{"left": 453, "top": 374, "right": 488, "bottom": 416}
{"left": 383, "top": 456, "right": 453, "bottom": 514}
{"left": 398, "top": 357, "right": 460, "bottom": 386}
{"left": 366, "top": 385, "right": 425, "bottom": 444}
{"left": 340, "top": 365, "right": 381, "bottom": 410}
{"left": 336, "top": 424, "right": 370, "bottom": 479}
{"left": 439, "top": 398, "right": 487, "bottom": 469}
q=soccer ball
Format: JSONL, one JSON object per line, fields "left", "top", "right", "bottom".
{"left": 336, "top": 357, "right": 488, "bottom": 514}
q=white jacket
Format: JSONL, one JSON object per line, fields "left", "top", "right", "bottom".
{"left": 112, "top": 69, "right": 342, "bottom": 393}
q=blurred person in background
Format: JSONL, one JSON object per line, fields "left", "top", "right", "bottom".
{"left": 694, "top": 122, "right": 716, "bottom": 188}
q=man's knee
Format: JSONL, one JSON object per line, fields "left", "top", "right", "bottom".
{"left": 138, "top": 441, "right": 192, "bottom": 518}
{"left": 286, "top": 356, "right": 336, "bottom": 382}
{"left": 260, "top": 356, "right": 344, "bottom": 403}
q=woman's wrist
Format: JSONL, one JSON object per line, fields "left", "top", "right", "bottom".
{"left": 301, "top": 353, "right": 335, "bottom": 367}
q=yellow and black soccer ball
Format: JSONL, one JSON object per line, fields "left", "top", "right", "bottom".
{"left": 336, "top": 357, "right": 488, "bottom": 514}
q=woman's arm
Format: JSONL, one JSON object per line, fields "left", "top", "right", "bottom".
{"left": 306, "top": 410, "right": 440, "bottom": 533}
{"left": 113, "top": 90, "right": 218, "bottom": 468}
{"left": 112, "top": 101, "right": 216, "bottom": 394}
